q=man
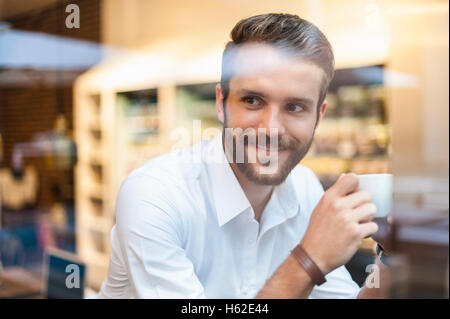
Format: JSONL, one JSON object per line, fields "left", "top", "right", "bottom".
{"left": 98, "top": 13, "right": 387, "bottom": 299}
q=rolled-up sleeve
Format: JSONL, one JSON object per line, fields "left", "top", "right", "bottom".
{"left": 100, "top": 174, "right": 206, "bottom": 298}
{"left": 308, "top": 265, "right": 361, "bottom": 299}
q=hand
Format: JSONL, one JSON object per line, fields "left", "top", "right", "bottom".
{"left": 300, "top": 173, "right": 379, "bottom": 275}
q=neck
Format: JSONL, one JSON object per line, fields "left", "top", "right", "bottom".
{"left": 230, "top": 162, "right": 274, "bottom": 223}
{"left": 222, "top": 136, "right": 273, "bottom": 223}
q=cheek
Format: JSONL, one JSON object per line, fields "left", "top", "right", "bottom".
{"left": 284, "top": 118, "right": 317, "bottom": 141}
{"left": 225, "top": 104, "right": 261, "bottom": 128}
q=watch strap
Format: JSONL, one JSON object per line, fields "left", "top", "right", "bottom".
{"left": 291, "top": 245, "right": 327, "bottom": 286}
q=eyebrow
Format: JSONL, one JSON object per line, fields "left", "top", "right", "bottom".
{"left": 237, "top": 89, "right": 315, "bottom": 107}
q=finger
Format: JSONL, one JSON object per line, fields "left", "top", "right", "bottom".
{"left": 358, "top": 221, "right": 379, "bottom": 238}
{"left": 352, "top": 202, "right": 377, "bottom": 223}
{"left": 344, "top": 190, "right": 372, "bottom": 209}
{"left": 331, "top": 173, "right": 359, "bottom": 197}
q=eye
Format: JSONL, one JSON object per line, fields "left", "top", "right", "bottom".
{"left": 242, "top": 96, "right": 261, "bottom": 106}
{"left": 286, "top": 104, "right": 304, "bottom": 113}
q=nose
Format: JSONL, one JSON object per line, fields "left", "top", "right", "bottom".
{"left": 258, "top": 103, "right": 286, "bottom": 136}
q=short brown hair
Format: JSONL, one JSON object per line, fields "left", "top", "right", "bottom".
{"left": 221, "top": 13, "right": 334, "bottom": 108}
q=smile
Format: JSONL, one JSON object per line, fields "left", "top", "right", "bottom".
{"left": 247, "top": 144, "right": 287, "bottom": 155}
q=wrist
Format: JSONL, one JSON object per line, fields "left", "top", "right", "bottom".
{"left": 291, "top": 244, "right": 327, "bottom": 286}
{"left": 298, "top": 239, "right": 330, "bottom": 275}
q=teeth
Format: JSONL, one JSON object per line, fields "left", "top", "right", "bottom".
{"left": 258, "top": 147, "right": 282, "bottom": 151}
{"left": 247, "top": 144, "right": 285, "bottom": 151}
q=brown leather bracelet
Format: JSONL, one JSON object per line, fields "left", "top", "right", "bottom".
{"left": 291, "top": 245, "right": 327, "bottom": 286}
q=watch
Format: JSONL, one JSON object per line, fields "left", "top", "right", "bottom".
{"left": 375, "top": 243, "right": 389, "bottom": 266}
{"left": 291, "top": 245, "right": 327, "bottom": 286}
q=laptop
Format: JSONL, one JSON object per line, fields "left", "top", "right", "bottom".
{"left": 43, "top": 247, "right": 86, "bottom": 299}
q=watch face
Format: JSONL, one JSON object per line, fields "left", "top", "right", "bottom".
{"left": 376, "top": 243, "right": 384, "bottom": 258}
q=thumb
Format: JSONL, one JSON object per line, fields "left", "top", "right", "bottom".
{"left": 333, "top": 173, "right": 359, "bottom": 197}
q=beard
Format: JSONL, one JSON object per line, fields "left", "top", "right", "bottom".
{"left": 222, "top": 123, "right": 315, "bottom": 186}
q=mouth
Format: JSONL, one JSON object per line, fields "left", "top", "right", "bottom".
{"left": 247, "top": 144, "right": 288, "bottom": 156}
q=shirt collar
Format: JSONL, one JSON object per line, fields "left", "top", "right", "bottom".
{"left": 205, "top": 133, "right": 251, "bottom": 226}
{"left": 204, "top": 132, "right": 300, "bottom": 228}
{"left": 259, "top": 172, "right": 301, "bottom": 237}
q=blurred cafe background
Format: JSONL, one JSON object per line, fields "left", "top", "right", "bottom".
{"left": 0, "top": 0, "right": 448, "bottom": 298}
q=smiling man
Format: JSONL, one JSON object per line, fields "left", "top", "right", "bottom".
{"left": 98, "top": 13, "right": 383, "bottom": 299}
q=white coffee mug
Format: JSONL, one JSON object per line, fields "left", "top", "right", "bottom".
{"left": 357, "top": 173, "right": 393, "bottom": 218}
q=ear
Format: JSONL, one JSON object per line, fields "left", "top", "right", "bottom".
{"left": 316, "top": 100, "right": 328, "bottom": 128}
{"left": 216, "top": 83, "right": 225, "bottom": 124}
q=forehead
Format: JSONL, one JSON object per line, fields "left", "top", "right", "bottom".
{"left": 230, "top": 43, "right": 324, "bottom": 102}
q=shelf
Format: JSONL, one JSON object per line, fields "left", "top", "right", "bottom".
{"left": 79, "top": 215, "right": 111, "bottom": 234}
{"left": 79, "top": 247, "right": 110, "bottom": 268}
{"left": 79, "top": 182, "right": 103, "bottom": 201}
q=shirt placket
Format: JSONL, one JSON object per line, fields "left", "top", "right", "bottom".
{"left": 241, "top": 211, "right": 259, "bottom": 298}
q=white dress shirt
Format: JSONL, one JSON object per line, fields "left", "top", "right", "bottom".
{"left": 97, "top": 133, "right": 361, "bottom": 299}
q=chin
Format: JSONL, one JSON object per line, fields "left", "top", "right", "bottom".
{"left": 236, "top": 161, "right": 290, "bottom": 186}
